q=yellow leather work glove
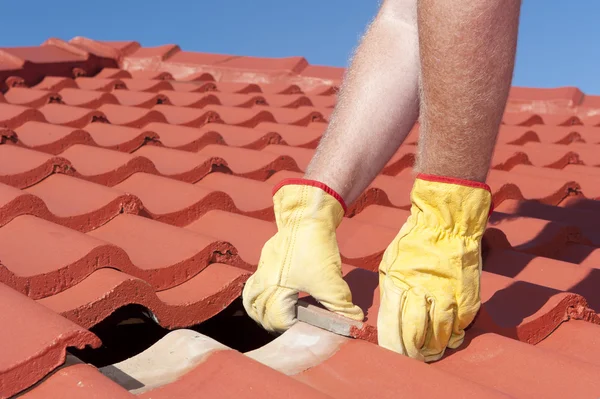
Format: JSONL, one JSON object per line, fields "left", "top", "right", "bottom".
{"left": 378, "top": 174, "right": 493, "bottom": 362}
{"left": 242, "top": 178, "right": 364, "bottom": 333}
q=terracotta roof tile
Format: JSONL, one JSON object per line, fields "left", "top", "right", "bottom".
{"left": 0, "top": 144, "right": 73, "bottom": 188}
{"left": 157, "top": 91, "right": 220, "bottom": 108}
{"left": 113, "top": 172, "right": 238, "bottom": 225}
{"left": 0, "top": 283, "right": 100, "bottom": 398}
{"left": 38, "top": 103, "right": 108, "bottom": 127}
{"left": 110, "top": 90, "right": 168, "bottom": 108}
{"left": 38, "top": 264, "right": 250, "bottom": 330}
{"left": 0, "top": 103, "right": 45, "bottom": 128}
{"left": 97, "top": 104, "right": 166, "bottom": 127}
{"left": 196, "top": 144, "right": 301, "bottom": 180}
{"left": 58, "top": 88, "right": 118, "bottom": 108}
{"left": 4, "top": 87, "right": 60, "bottom": 107}
{"left": 1, "top": 37, "right": 600, "bottom": 398}
{"left": 21, "top": 173, "right": 142, "bottom": 231}
{"left": 119, "top": 78, "right": 173, "bottom": 92}
{"left": 254, "top": 122, "right": 324, "bottom": 147}
{"left": 19, "top": 356, "right": 137, "bottom": 399}
{"left": 152, "top": 103, "right": 221, "bottom": 126}
{"left": 142, "top": 122, "right": 225, "bottom": 151}
{"left": 132, "top": 339, "right": 331, "bottom": 399}
{"left": 33, "top": 76, "right": 78, "bottom": 91}
{"left": 75, "top": 77, "right": 126, "bottom": 91}
{"left": 132, "top": 145, "right": 228, "bottom": 182}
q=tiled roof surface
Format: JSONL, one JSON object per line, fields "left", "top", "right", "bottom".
{"left": 1, "top": 37, "right": 600, "bottom": 398}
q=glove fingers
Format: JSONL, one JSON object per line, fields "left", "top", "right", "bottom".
{"left": 448, "top": 330, "right": 465, "bottom": 349}
{"left": 241, "top": 273, "right": 261, "bottom": 324}
{"left": 377, "top": 275, "right": 429, "bottom": 361}
{"left": 242, "top": 275, "right": 299, "bottom": 333}
{"left": 420, "top": 295, "right": 455, "bottom": 363}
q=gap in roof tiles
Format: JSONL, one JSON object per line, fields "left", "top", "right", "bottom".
{"left": 69, "top": 299, "right": 276, "bottom": 368}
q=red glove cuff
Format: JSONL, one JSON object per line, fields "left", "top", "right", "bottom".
{"left": 272, "top": 178, "right": 348, "bottom": 215}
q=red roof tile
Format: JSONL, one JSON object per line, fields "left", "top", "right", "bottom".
{"left": 1, "top": 36, "right": 599, "bottom": 398}
{"left": 0, "top": 283, "right": 100, "bottom": 398}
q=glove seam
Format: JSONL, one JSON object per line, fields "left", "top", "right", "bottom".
{"left": 272, "top": 178, "right": 348, "bottom": 215}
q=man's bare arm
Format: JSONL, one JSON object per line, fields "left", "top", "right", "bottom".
{"left": 415, "top": 0, "right": 521, "bottom": 182}
{"left": 304, "top": 0, "right": 420, "bottom": 205}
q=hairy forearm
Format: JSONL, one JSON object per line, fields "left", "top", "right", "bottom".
{"left": 304, "top": 0, "right": 420, "bottom": 205}
{"left": 415, "top": 0, "right": 521, "bottom": 182}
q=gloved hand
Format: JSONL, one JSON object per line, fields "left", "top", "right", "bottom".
{"left": 242, "top": 178, "right": 364, "bottom": 333}
{"left": 377, "top": 173, "right": 492, "bottom": 362}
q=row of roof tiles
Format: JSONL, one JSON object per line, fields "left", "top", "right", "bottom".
{"left": 1, "top": 37, "right": 599, "bottom": 398}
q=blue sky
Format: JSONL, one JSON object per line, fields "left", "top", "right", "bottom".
{"left": 3, "top": 1, "right": 599, "bottom": 94}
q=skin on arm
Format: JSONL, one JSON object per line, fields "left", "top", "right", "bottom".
{"left": 304, "top": 0, "right": 420, "bottom": 205}
{"left": 415, "top": 0, "right": 522, "bottom": 182}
